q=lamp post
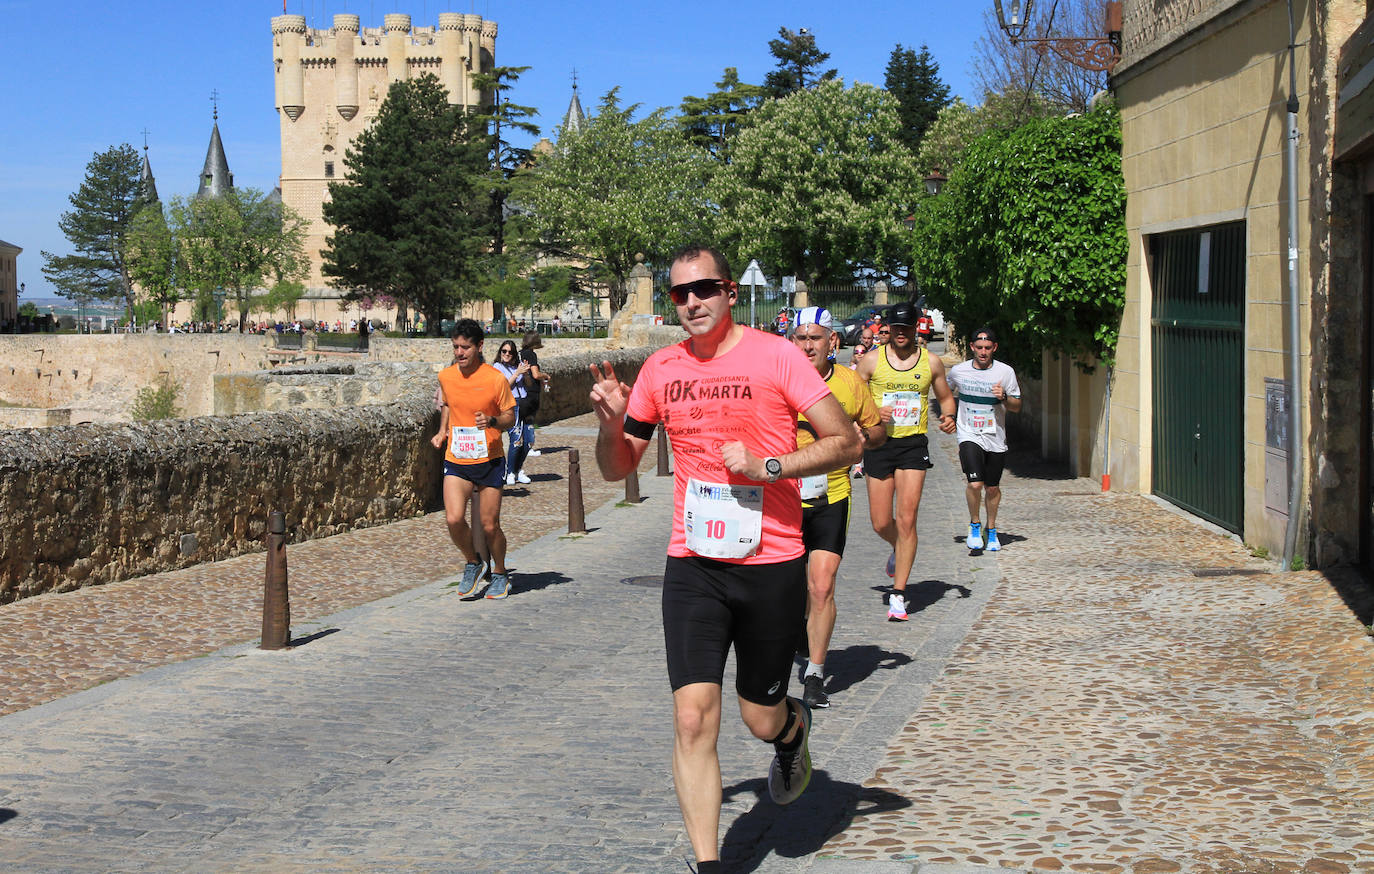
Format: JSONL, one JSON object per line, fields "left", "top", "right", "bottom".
{"left": 994, "top": 0, "right": 1122, "bottom": 72}
{"left": 212, "top": 287, "right": 226, "bottom": 330}
{"left": 528, "top": 275, "right": 536, "bottom": 332}
{"left": 924, "top": 169, "right": 948, "bottom": 196}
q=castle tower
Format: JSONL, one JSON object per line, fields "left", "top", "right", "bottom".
{"left": 271, "top": 10, "right": 497, "bottom": 316}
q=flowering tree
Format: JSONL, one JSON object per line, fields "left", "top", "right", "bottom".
{"left": 711, "top": 80, "right": 922, "bottom": 284}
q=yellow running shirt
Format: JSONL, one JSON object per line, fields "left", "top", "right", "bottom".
{"left": 868, "top": 346, "right": 933, "bottom": 439}
{"left": 797, "top": 364, "right": 881, "bottom": 507}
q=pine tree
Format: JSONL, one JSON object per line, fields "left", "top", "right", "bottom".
{"left": 885, "top": 44, "right": 952, "bottom": 153}
{"left": 763, "top": 27, "right": 838, "bottom": 99}
{"left": 40, "top": 144, "right": 149, "bottom": 322}
{"left": 321, "top": 74, "right": 492, "bottom": 334}
{"left": 679, "top": 67, "right": 767, "bottom": 160}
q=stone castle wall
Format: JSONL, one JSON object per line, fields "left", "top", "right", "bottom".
{"left": 1, "top": 344, "right": 663, "bottom": 604}
{"left": 0, "top": 334, "right": 276, "bottom": 422}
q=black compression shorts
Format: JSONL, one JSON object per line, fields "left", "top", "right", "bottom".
{"left": 958, "top": 441, "right": 1006, "bottom": 487}
{"left": 661, "top": 554, "right": 806, "bottom": 706}
{"left": 862, "top": 432, "right": 933, "bottom": 479}
{"left": 801, "top": 497, "right": 850, "bottom": 557}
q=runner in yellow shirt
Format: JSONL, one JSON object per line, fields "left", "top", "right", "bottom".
{"left": 791, "top": 307, "right": 886, "bottom": 707}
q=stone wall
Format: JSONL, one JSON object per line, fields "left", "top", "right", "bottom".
{"left": 1, "top": 343, "right": 667, "bottom": 604}
{"left": 0, "top": 334, "right": 276, "bottom": 422}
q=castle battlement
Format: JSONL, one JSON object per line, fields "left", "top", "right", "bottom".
{"left": 271, "top": 10, "right": 497, "bottom": 304}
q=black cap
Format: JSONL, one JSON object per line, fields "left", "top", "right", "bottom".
{"left": 886, "top": 301, "right": 918, "bottom": 326}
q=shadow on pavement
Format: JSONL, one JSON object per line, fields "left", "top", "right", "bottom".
{"left": 289, "top": 628, "right": 341, "bottom": 647}
{"left": 719, "top": 770, "right": 911, "bottom": 872}
{"left": 510, "top": 570, "right": 573, "bottom": 596}
{"left": 822, "top": 644, "right": 913, "bottom": 695}
{"left": 903, "top": 579, "right": 971, "bottom": 615}
{"left": 1002, "top": 446, "right": 1073, "bottom": 480}
{"left": 0, "top": 808, "right": 16, "bottom": 824}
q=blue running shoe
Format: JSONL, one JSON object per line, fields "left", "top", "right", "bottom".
{"left": 885, "top": 550, "right": 896, "bottom": 578}
{"left": 966, "top": 522, "right": 984, "bottom": 550}
{"left": 485, "top": 572, "right": 511, "bottom": 600}
{"left": 985, "top": 528, "right": 1001, "bottom": 551}
{"left": 454, "top": 561, "right": 483, "bottom": 596}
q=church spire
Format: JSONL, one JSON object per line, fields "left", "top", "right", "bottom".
{"left": 196, "top": 91, "right": 234, "bottom": 199}
{"left": 139, "top": 129, "right": 159, "bottom": 205}
{"left": 560, "top": 70, "right": 587, "bottom": 138}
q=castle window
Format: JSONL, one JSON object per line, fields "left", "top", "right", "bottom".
{"left": 325, "top": 161, "right": 335, "bottom": 178}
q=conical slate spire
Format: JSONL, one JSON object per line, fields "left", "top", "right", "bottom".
{"left": 139, "top": 149, "right": 159, "bottom": 205}
{"left": 196, "top": 122, "right": 234, "bottom": 199}
{"left": 560, "top": 78, "right": 587, "bottom": 138}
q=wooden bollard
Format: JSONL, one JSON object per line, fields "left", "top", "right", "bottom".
{"left": 568, "top": 449, "right": 587, "bottom": 534}
{"left": 657, "top": 427, "right": 671, "bottom": 476}
{"left": 625, "top": 467, "right": 641, "bottom": 503}
{"left": 261, "top": 510, "right": 291, "bottom": 650}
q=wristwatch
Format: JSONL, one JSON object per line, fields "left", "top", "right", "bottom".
{"left": 764, "top": 457, "right": 783, "bottom": 483}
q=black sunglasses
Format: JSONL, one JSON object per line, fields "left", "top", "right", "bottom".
{"left": 668, "top": 278, "right": 732, "bottom": 305}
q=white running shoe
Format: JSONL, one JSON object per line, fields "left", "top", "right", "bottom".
{"left": 526, "top": 449, "right": 542, "bottom": 457}
{"left": 887, "top": 593, "right": 908, "bottom": 622}
{"left": 505, "top": 472, "right": 516, "bottom": 486}
{"left": 516, "top": 470, "right": 532, "bottom": 484}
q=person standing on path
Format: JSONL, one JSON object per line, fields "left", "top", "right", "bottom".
{"left": 855, "top": 300, "right": 957, "bottom": 621}
{"left": 947, "top": 327, "right": 1022, "bottom": 551}
{"left": 509, "top": 331, "right": 550, "bottom": 482}
{"left": 492, "top": 340, "right": 534, "bottom": 486}
{"left": 790, "top": 307, "right": 885, "bottom": 709}
{"left": 588, "top": 245, "right": 862, "bottom": 872}
{"left": 431, "top": 319, "right": 518, "bottom": 599}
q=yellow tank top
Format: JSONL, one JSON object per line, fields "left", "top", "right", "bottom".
{"left": 868, "top": 346, "right": 933, "bottom": 438}
{"left": 797, "top": 365, "right": 882, "bottom": 506}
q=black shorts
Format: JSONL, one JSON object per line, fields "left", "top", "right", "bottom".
{"left": 801, "top": 497, "right": 850, "bottom": 557}
{"left": 862, "top": 433, "right": 933, "bottom": 479}
{"left": 661, "top": 554, "right": 806, "bottom": 706}
{"left": 958, "top": 442, "right": 1006, "bottom": 487}
{"left": 443, "top": 457, "right": 507, "bottom": 489}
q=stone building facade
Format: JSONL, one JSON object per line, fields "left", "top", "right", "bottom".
{"left": 270, "top": 11, "right": 497, "bottom": 324}
{"left": 0, "top": 239, "right": 19, "bottom": 329}
{"left": 1041, "top": 0, "right": 1373, "bottom": 569}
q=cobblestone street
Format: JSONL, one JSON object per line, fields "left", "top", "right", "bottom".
{"left": 3, "top": 416, "right": 1373, "bottom": 872}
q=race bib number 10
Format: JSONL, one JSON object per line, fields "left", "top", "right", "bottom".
{"left": 683, "top": 478, "right": 763, "bottom": 560}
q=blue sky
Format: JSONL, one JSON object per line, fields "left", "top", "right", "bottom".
{"left": 6, "top": 0, "right": 991, "bottom": 300}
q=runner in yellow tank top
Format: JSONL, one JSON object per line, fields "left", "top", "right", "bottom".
{"left": 854, "top": 301, "right": 957, "bottom": 622}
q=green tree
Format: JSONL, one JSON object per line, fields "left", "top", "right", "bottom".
{"left": 126, "top": 205, "right": 180, "bottom": 329}
{"left": 40, "top": 144, "right": 148, "bottom": 322}
{"left": 520, "top": 87, "right": 715, "bottom": 311}
{"left": 884, "top": 44, "right": 952, "bottom": 152}
{"left": 322, "top": 74, "right": 491, "bottom": 335}
{"left": 763, "top": 27, "right": 838, "bottom": 98}
{"left": 679, "top": 67, "right": 768, "bottom": 160}
{"left": 130, "top": 380, "right": 181, "bottom": 420}
{"left": 911, "top": 103, "right": 1125, "bottom": 375}
{"left": 18, "top": 302, "right": 39, "bottom": 319}
{"left": 712, "top": 79, "right": 921, "bottom": 285}
{"left": 169, "top": 188, "right": 309, "bottom": 332}
{"left": 916, "top": 89, "right": 1054, "bottom": 176}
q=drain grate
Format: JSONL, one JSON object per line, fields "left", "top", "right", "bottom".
{"left": 621, "top": 575, "right": 664, "bottom": 587}
{"left": 1191, "top": 567, "right": 1271, "bottom": 577}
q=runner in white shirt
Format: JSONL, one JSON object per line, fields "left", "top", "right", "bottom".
{"left": 946, "top": 327, "right": 1022, "bottom": 552}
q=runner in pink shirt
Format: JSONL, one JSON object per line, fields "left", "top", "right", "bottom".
{"left": 589, "top": 245, "right": 861, "bottom": 873}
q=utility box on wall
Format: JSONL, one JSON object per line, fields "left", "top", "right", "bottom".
{"left": 1265, "top": 377, "right": 1289, "bottom": 515}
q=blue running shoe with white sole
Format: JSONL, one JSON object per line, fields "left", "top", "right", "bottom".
{"left": 885, "top": 550, "right": 896, "bottom": 578}
{"left": 985, "top": 528, "right": 1001, "bottom": 551}
{"left": 966, "top": 522, "right": 984, "bottom": 550}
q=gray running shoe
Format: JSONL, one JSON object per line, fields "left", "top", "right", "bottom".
{"left": 768, "top": 699, "right": 813, "bottom": 805}
{"left": 802, "top": 674, "right": 830, "bottom": 709}
{"left": 455, "top": 562, "right": 483, "bottom": 596}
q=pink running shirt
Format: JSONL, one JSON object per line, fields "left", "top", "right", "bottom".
{"left": 626, "top": 328, "right": 833, "bottom": 565}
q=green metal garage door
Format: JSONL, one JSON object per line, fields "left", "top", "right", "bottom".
{"left": 1150, "top": 222, "right": 1245, "bottom": 534}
